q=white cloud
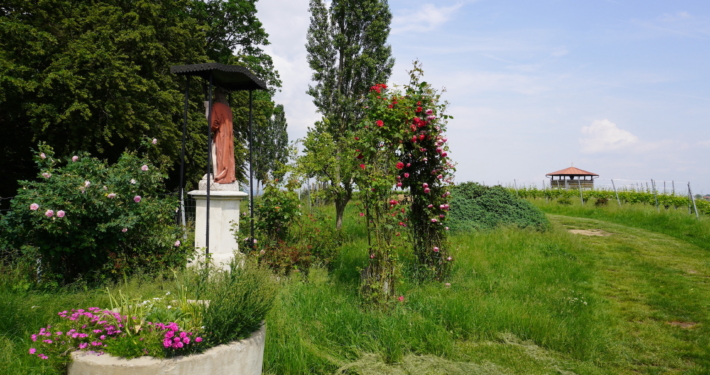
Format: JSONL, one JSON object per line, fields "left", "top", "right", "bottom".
{"left": 579, "top": 119, "right": 639, "bottom": 153}
{"left": 392, "top": 3, "right": 463, "bottom": 34}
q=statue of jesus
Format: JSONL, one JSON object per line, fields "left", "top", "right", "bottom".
{"left": 204, "top": 88, "right": 236, "bottom": 184}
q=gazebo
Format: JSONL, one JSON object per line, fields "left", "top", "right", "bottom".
{"left": 546, "top": 166, "right": 598, "bottom": 189}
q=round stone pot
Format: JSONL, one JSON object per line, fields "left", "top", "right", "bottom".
{"left": 68, "top": 324, "right": 265, "bottom": 375}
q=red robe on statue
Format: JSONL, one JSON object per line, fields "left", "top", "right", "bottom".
{"left": 210, "top": 102, "right": 236, "bottom": 184}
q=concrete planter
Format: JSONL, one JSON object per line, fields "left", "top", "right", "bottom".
{"left": 68, "top": 324, "right": 265, "bottom": 375}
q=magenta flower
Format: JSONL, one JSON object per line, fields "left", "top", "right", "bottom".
{"left": 107, "top": 193, "right": 116, "bottom": 198}
{"left": 174, "top": 240, "right": 181, "bottom": 247}
{"left": 422, "top": 183, "right": 428, "bottom": 188}
{"left": 133, "top": 195, "right": 141, "bottom": 203}
{"left": 425, "top": 109, "right": 433, "bottom": 115}
{"left": 428, "top": 204, "right": 433, "bottom": 208}
{"left": 398, "top": 296, "right": 404, "bottom": 302}
{"left": 42, "top": 172, "right": 51, "bottom": 179}
{"left": 404, "top": 173, "right": 410, "bottom": 178}
{"left": 141, "top": 165, "right": 149, "bottom": 171}
{"left": 45, "top": 210, "right": 54, "bottom": 218}
{"left": 57, "top": 210, "right": 65, "bottom": 218}
{"left": 424, "top": 188, "right": 431, "bottom": 194}
{"left": 30, "top": 203, "right": 39, "bottom": 211}
{"left": 359, "top": 212, "right": 364, "bottom": 217}
{"left": 29, "top": 348, "right": 36, "bottom": 355}
{"left": 38, "top": 354, "right": 48, "bottom": 360}
{"left": 79, "top": 343, "right": 88, "bottom": 349}
{"left": 72, "top": 156, "right": 79, "bottom": 162}
{"left": 397, "top": 182, "right": 402, "bottom": 187}
{"left": 433, "top": 247, "right": 439, "bottom": 252}
{"left": 441, "top": 152, "right": 448, "bottom": 157}
{"left": 195, "top": 337, "right": 202, "bottom": 343}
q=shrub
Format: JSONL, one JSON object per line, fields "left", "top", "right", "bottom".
{"left": 448, "top": 182, "right": 549, "bottom": 232}
{"left": 2, "top": 143, "right": 186, "bottom": 283}
{"left": 201, "top": 259, "right": 278, "bottom": 346}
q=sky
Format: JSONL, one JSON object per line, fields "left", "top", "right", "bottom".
{"left": 255, "top": 0, "right": 710, "bottom": 195}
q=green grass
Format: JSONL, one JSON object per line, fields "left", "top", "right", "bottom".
{"left": 530, "top": 198, "right": 710, "bottom": 252}
{"left": 3, "top": 201, "right": 710, "bottom": 374}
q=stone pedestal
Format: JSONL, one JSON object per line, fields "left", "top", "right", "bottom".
{"left": 188, "top": 176, "right": 247, "bottom": 268}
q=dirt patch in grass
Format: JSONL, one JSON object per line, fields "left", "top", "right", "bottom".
{"left": 568, "top": 229, "right": 611, "bottom": 237}
{"left": 667, "top": 321, "right": 697, "bottom": 329}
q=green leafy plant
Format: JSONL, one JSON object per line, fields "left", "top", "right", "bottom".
{"left": 2, "top": 143, "right": 186, "bottom": 283}
{"left": 447, "top": 182, "right": 549, "bottom": 232}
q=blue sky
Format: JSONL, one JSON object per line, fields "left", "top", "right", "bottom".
{"left": 257, "top": 0, "right": 710, "bottom": 194}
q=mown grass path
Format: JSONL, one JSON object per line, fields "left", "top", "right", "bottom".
{"left": 549, "top": 214, "right": 710, "bottom": 374}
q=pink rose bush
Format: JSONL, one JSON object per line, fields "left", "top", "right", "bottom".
{"left": 3, "top": 143, "right": 186, "bottom": 283}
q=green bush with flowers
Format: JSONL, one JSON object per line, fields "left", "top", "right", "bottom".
{"left": 353, "top": 63, "right": 455, "bottom": 303}
{"left": 0, "top": 142, "right": 186, "bottom": 283}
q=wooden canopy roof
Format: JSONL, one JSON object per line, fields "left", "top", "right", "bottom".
{"left": 546, "top": 167, "right": 599, "bottom": 177}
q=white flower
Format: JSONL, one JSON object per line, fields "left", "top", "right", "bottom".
{"left": 152, "top": 138, "right": 157, "bottom": 145}
{"left": 84, "top": 181, "right": 91, "bottom": 187}
{"left": 130, "top": 179, "right": 136, "bottom": 184}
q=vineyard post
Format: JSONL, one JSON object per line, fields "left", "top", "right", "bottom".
{"left": 672, "top": 180, "right": 675, "bottom": 195}
{"left": 514, "top": 179, "right": 519, "bottom": 197}
{"left": 663, "top": 181, "right": 666, "bottom": 194}
{"left": 652, "top": 179, "right": 659, "bottom": 212}
{"left": 611, "top": 179, "right": 621, "bottom": 207}
{"left": 688, "top": 182, "right": 699, "bottom": 219}
{"left": 578, "top": 179, "right": 584, "bottom": 205}
{"left": 543, "top": 180, "right": 548, "bottom": 203}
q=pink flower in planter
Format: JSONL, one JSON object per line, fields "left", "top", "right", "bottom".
{"left": 195, "top": 337, "right": 203, "bottom": 343}
{"left": 174, "top": 240, "right": 181, "bottom": 247}
{"left": 79, "top": 343, "right": 88, "bottom": 349}
{"left": 107, "top": 193, "right": 116, "bottom": 198}
{"left": 397, "top": 182, "right": 402, "bottom": 187}
{"left": 141, "top": 165, "right": 149, "bottom": 171}
{"left": 57, "top": 210, "right": 65, "bottom": 218}
{"left": 134, "top": 196, "right": 141, "bottom": 203}
{"left": 45, "top": 210, "right": 54, "bottom": 218}
{"left": 42, "top": 173, "right": 51, "bottom": 179}
{"left": 30, "top": 203, "right": 39, "bottom": 210}
{"left": 72, "top": 156, "right": 79, "bottom": 162}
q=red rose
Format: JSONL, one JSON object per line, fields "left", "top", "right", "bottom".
{"left": 356, "top": 154, "right": 364, "bottom": 159}
{"left": 388, "top": 104, "right": 393, "bottom": 109}
{"left": 419, "top": 134, "right": 426, "bottom": 141}
{"left": 396, "top": 162, "right": 404, "bottom": 169}
{"left": 416, "top": 106, "right": 422, "bottom": 113}
{"left": 411, "top": 136, "right": 417, "bottom": 143}
{"left": 360, "top": 164, "right": 366, "bottom": 170}
{"left": 354, "top": 137, "right": 359, "bottom": 140}
{"left": 376, "top": 120, "right": 384, "bottom": 127}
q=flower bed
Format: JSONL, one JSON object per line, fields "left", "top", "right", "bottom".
{"left": 68, "top": 324, "right": 265, "bottom": 375}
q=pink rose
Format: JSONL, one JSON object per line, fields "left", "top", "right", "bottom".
{"left": 40, "top": 153, "right": 46, "bottom": 159}
{"left": 431, "top": 218, "right": 438, "bottom": 223}
{"left": 397, "top": 182, "right": 402, "bottom": 187}
{"left": 441, "top": 152, "right": 447, "bottom": 157}
{"left": 433, "top": 247, "right": 439, "bottom": 252}
{"left": 30, "top": 203, "right": 39, "bottom": 210}
{"left": 42, "top": 173, "right": 51, "bottom": 179}
{"left": 72, "top": 156, "right": 79, "bottom": 162}
{"left": 404, "top": 173, "right": 409, "bottom": 178}
{"left": 122, "top": 228, "right": 128, "bottom": 233}
{"left": 424, "top": 188, "right": 431, "bottom": 193}
{"left": 141, "top": 165, "right": 149, "bottom": 171}
{"left": 45, "top": 210, "right": 54, "bottom": 218}
{"left": 107, "top": 193, "right": 116, "bottom": 198}
{"left": 57, "top": 210, "right": 65, "bottom": 218}
{"left": 134, "top": 196, "right": 141, "bottom": 203}
{"left": 425, "top": 109, "right": 433, "bottom": 115}
{"left": 422, "top": 183, "right": 428, "bottom": 188}
{"left": 359, "top": 212, "right": 364, "bottom": 217}
{"left": 152, "top": 138, "right": 157, "bottom": 145}
{"left": 174, "top": 240, "right": 181, "bottom": 247}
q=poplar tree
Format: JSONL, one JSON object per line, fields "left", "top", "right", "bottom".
{"left": 303, "top": 0, "right": 394, "bottom": 229}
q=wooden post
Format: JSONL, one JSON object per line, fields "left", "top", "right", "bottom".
{"left": 688, "top": 182, "right": 699, "bottom": 219}
{"left": 652, "top": 179, "right": 659, "bottom": 212}
{"left": 611, "top": 179, "right": 621, "bottom": 207}
{"left": 672, "top": 180, "right": 675, "bottom": 195}
{"left": 578, "top": 179, "right": 584, "bottom": 205}
{"left": 514, "top": 179, "right": 519, "bottom": 197}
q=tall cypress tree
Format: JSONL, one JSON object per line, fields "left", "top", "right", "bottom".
{"left": 303, "top": 0, "right": 394, "bottom": 229}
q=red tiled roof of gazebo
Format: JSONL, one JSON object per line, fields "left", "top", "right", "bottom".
{"left": 545, "top": 167, "right": 599, "bottom": 177}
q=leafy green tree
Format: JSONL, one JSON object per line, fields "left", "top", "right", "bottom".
{"left": 0, "top": 0, "right": 280, "bottom": 199}
{"left": 302, "top": 0, "right": 394, "bottom": 229}
{"left": 252, "top": 104, "right": 289, "bottom": 189}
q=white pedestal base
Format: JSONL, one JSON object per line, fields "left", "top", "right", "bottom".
{"left": 188, "top": 186, "right": 248, "bottom": 269}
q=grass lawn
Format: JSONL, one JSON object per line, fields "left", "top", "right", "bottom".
{"left": 2, "top": 203, "right": 709, "bottom": 374}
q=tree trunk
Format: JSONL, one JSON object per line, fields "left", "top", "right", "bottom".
{"left": 334, "top": 183, "right": 352, "bottom": 230}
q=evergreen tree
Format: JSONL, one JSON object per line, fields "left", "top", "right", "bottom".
{"left": 302, "top": 0, "right": 394, "bottom": 229}
{"left": 0, "top": 0, "right": 280, "bottom": 198}
{"left": 253, "top": 104, "right": 289, "bottom": 190}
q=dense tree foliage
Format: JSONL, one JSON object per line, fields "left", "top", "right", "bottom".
{"left": 302, "top": 0, "right": 394, "bottom": 229}
{"left": 252, "top": 104, "right": 289, "bottom": 189}
{"left": 0, "top": 0, "right": 283, "bottom": 199}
